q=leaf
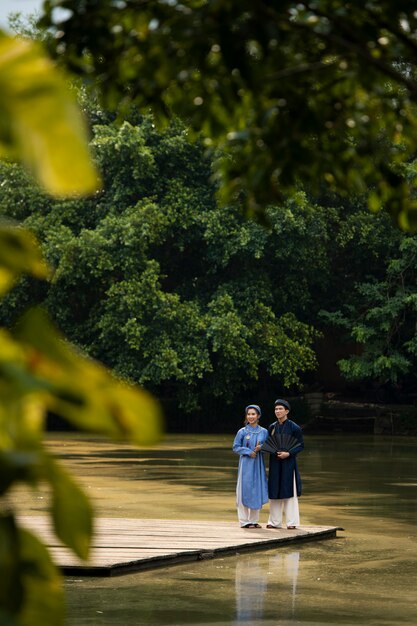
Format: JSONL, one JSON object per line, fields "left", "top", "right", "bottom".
{"left": 46, "top": 456, "right": 93, "bottom": 560}
{"left": 0, "top": 515, "right": 23, "bottom": 616}
{"left": 0, "top": 451, "right": 42, "bottom": 495}
{"left": 0, "top": 31, "right": 100, "bottom": 196}
{"left": 17, "top": 527, "right": 64, "bottom": 626}
{"left": 0, "top": 609, "right": 21, "bottom": 626}
{"left": 13, "top": 308, "right": 163, "bottom": 445}
{"left": 367, "top": 191, "right": 382, "bottom": 213}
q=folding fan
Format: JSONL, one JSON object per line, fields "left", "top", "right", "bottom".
{"left": 261, "top": 432, "right": 300, "bottom": 454}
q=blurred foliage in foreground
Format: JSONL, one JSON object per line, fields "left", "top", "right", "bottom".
{"left": 39, "top": 0, "right": 417, "bottom": 229}
{"left": 0, "top": 28, "right": 162, "bottom": 626}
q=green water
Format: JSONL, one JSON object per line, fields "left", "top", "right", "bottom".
{"left": 16, "top": 434, "right": 417, "bottom": 624}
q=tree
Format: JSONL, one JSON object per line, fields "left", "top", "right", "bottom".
{"left": 321, "top": 236, "right": 417, "bottom": 394}
{"left": 4, "top": 101, "right": 412, "bottom": 409}
{"left": 40, "top": 1, "right": 417, "bottom": 227}
{"left": 0, "top": 28, "right": 161, "bottom": 626}
{"left": 0, "top": 118, "right": 319, "bottom": 415}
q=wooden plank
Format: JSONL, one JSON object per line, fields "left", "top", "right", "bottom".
{"left": 18, "top": 516, "right": 340, "bottom": 576}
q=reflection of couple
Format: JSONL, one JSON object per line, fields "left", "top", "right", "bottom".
{"left": 234, "top": 551, "right": 300, "bottom": 624}
{"left": 232, "top": 399, "right": 304, "bottom": 529}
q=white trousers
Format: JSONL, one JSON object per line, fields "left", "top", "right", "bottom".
{"left": 236, "top": 465, "right": 261, "bottom": 526}
{"left": 268, "top": 474, "right": 300, "bottom": 528}
{"left": 237, "top": 503, "right": 260, "bottom": 527}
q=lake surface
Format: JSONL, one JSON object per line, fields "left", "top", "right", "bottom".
{"left": 14, "top": 433, "right": 417, "bottom": 625}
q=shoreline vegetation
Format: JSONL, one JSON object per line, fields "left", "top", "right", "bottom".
{"left": 303, "top": 397, "right": 417, "bottom": 436}
{"left": 47, "top": 394, "right": 417, "bottom": 437}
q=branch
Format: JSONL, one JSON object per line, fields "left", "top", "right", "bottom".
{"left": 301, "top": 4, "right": 417, "bottom": 95}
{"left": 265, "top": 59, "right": 338, "bottom": 81}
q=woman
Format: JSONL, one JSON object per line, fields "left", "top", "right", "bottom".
{"left": 266, "top": 398, "right": 304, "bottom": 530}
{"left": 232, "top": 404, "right": 268, "bottom": 528}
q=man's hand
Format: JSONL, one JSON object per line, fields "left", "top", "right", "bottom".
{"left": 276, "top": 451, "right": 290, "bottom": 460}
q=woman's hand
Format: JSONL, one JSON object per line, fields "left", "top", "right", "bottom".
{"left": 250, "top": 444, "right": 262, "bottom": 457}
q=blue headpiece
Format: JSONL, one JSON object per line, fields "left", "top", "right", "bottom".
{"left": 245, "top": 404, "right": 261, "bottom": 416}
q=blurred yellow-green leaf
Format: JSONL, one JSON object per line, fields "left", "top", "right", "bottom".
{"left": 0, "top": 31, "right": 100, "bottom": 196}
{"left": 13, "top": 308, "right": 163, "bottom": 445}
{"left": 17, "top": 527, "right": 64, "bottom": 626}
{"left": 46, "top": 456, "right": 93, "bottom": 560}
{"left": 0, "top": 13, "right": 162, "bottom": 626}
{"left": 0, "top": 515, "right": 23, "bottom": 617}
{"left": 0, "top": 328, "right": 50, "bottom": 448}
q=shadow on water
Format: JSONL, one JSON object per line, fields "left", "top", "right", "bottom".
{"left": 12, "top": 433, "right": 417, "bottom": 625}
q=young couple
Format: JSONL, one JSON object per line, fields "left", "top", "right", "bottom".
{"left": 232, "top": 399, "right": 304, "bottom": 529}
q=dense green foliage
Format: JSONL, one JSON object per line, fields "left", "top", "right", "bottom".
{"left": 0, "top": 117, "right": 320, "bottom": 412}
{"left": 2, "top": 111, "right": 414, "bottom": 412}
{"left": 40, "top": 1, "right": 417, "bottom": 227}
{"left": 322, "top": 236, "right": 417, "bottom": 392}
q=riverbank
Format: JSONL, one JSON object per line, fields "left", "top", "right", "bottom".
{"left": 302, "top": 396, "right": 417, "bottom": 435}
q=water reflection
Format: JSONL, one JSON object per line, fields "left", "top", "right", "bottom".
{"left": 234, "top": 558, "right": 267, "bottom": 623}
{"left": 234, "top": 552, "right": 300, "bottom": 624}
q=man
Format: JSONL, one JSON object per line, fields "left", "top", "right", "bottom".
{"left": 266, "top": 399, "right": 304, "bottom": 529}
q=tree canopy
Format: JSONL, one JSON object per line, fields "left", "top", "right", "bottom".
{"left": 40, "top": 1, "right": 417, "bottom": 227}
{"left": 322, "top": 235, "right": 417, "bottom": 393}
{"left": 0, "top": 116, "right": 320, "bottom": 414}
{"left": 3, "top": 108, "right": 413, "bottom": 417}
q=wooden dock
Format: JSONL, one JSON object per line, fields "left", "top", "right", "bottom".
{"left": 20, "top": 516, "right": 340, "bottom": 576}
